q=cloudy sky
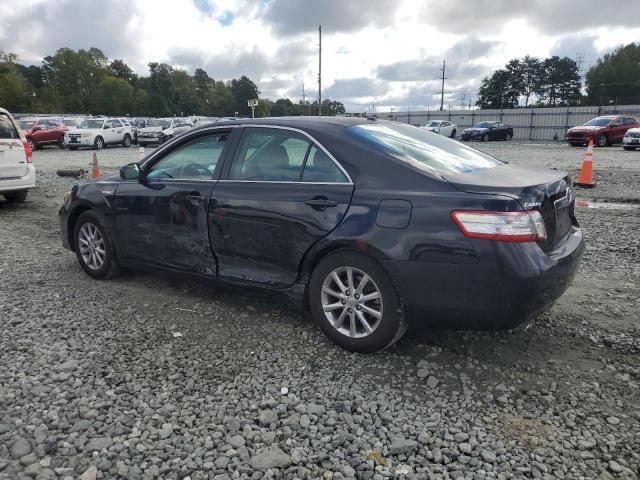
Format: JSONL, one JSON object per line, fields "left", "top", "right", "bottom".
{"left": 1, "top": 0, "right": 639, "bottom": 111}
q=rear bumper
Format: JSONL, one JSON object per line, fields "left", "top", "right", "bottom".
{"left": 383, "top": 227, "right": 584, "bottom": 329}
{"left": 0, "top": 164, "right": 36, "bottom": 193}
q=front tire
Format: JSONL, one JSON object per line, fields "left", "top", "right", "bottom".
{"left": 57, "top": 136, "right": 65, "bottom": 149}
{"left": 122, "top": 134, "right": 132, "bottom": 148}
{"left": 505, "top": 133, "right": 512, "bottom": 141}
{"left": 27, "top": 138, "right": 36, "bottom": 151}
{"left": 623, "top": 146, "right": 636, "bottom": 151}
{"left": 94, "top": 136, "right": 104, "bottom": 150}
{"left": 4, "top": 190, "right": 28, "bottom": 204}
{"left": 482, "top": 133, "right": 490, "bottom": 142}
{"left": 309, "top": 251, "right": 406, "bottom": 353}
{"left": 597, "top": 134, "right": 608, "bottom": 147}
{"left": 73, "top": 211, "right": 120, "bottom": 279}
{"left": 450, "top": 129, "right": 456, "bottom": 139}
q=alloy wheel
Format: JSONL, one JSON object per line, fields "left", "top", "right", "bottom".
{"left": 320, "top": 266, "right": 383, "bottom": 338}
{"left": 78, "top": 222, "right": 106, "bottom": 270}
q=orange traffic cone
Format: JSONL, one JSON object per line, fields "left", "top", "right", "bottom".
{"left": 91, "top": 152, "right": 102, "bottom": 179}
{"left": 575, "top": 138, "right": 595, "bottom": 188}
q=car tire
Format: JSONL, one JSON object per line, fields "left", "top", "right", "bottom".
{"left": 450, "top": 129, "right": 456, "bottom": 139}
{"left": 596, "top": 134, "right": 608, "bottom": 147}
{"left": 123, "top": 134, "right": 132, "bottom": 148}
{"left": 57, "top": 136, "right": 65, "bottom": 149}
{"left": 68, "top": 146, "right": 78, "bottom": 151}
{"left": 505, "top": 133, "right": 512, "bottom": 141}
{"left": 73, "top": 210, "right": 121, "bottom": 280}
{"left": 482, "top": 134, "right": 490, "bottom": 142}
{"left": 94, "top": 136, "right": 104, "bottom": 150}
{"left": 309, "top": 251, "right": 406, "bottom": 353}
{"left": 623, "top": 146, "right": 636, "bottom": 151}
{"left": 27, "top": 138, "right": 36, "bottom": 151}
{"left": 569, "top": 143, "right": 581, "bottom": 147}
{"left": 4, "top": 190, "right": 28, "bottom": 204}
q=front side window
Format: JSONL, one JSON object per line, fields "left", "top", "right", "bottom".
{"left": 47, "top": 119, "right": 60, "bottom": 128}
{"left": 36, "top": 119, "right": 48, "bottom": 129}
{"left": 347, "top": 123, "right": 504, "bottom": 175}
{"left": 111, "top": 119, "right": 122, "bottom": 128}
{"left": 147, "top": 133, "right": 228, "bottom": 180}
{"left": 19, "top": 120, "right": 35, "bottom": 130}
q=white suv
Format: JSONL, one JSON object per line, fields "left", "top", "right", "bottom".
{"left": 0, "top": 107, "right": 35, "bottom": 203}
{"left": 65, "top": 118, "right": 133, "bottom": 150}
{"left": 623, "top": 127, "right": 640, "bottom": 151}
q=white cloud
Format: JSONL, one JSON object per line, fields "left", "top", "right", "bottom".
{"left": 0, "top": 0, "right": 637, "bottom": 111}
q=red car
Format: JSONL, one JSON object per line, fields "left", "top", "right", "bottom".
{"left": 566, "top": 115, "right": 640, "bottom": 147}
{"left": 18, "top": 117, "right": 68, "bottom": 150}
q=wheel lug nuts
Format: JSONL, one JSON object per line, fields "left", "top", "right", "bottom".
{"left": 354, "top": 294, "right": 360, "bottom": 299}
{"left": 345, "top": 290, "right": 350, "bottom": 296}
{"left": 348, "top": 308, "right": 353, "bottom": 313}
{"left": 356, "top": 305, "right": 361, "bottom": 310}
{"left": 341, "top": 299, "right": 346, "bottom": 304}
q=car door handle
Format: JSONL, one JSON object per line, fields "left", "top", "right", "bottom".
{"left": 305, "top": 197, "right": 338, "bottom": 209}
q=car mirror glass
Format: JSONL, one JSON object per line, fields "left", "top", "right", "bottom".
{"left": 120, "top": 163, "right": 140, "bottom": 180}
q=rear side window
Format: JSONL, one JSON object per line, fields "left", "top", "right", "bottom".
{"left": 0, "top": 114, "right": 19, "bottom": 139}
{"left": 623, "top": 117, "right": 636, "bottom": 125}
{"left": 347, "top": 123, "right": 504, "bottom": 175}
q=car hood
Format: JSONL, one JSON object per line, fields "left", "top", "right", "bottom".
{"left": 625, "top": 127, "right": 640, "bottom": 134}
{"left": 568, "top": 125, "right": 603, "bottom": 132}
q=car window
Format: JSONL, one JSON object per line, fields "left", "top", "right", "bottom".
{"left": 111, "top": 119, "right": 122, "bottom": 127}
{"left": 147, "top": 133, "right": 228, "bottom": 180}
{"left": 0, "top": 114, "right": 19, "bottom": 139}
{"left": 302, "top": 146, "right": 349, "bottom": 183}
{"left": 622, "top": 117, "right": 636, "bottom": 125}
{"left": 347, "top": 123, "right": 504, "bottom": 175}
{"left": 47, "top": 119, "right": 60, "bottom": 128}
{"left": 103, "top": 120, "right": 112, "bottom": 129}
{"left": 611, "top": 119, "right": 623, "bottom": 126}
{"left": 36, "top": 119, "right": 48, "bottom": 128}
{"left": 229, "top": 128, "right": 312, "bottom": 181}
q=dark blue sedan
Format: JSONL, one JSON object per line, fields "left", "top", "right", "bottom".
{"left": 59, "top": 117, "right": 584, "bottom": 352}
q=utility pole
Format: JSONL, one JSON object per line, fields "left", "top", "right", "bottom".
{"left": 318, "top": 24, "right": 322, "bottom": 116}
{"left": 439, "top": 59, "right": 446, "bottom": 112}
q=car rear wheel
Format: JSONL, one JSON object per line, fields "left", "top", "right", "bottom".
{"left": 482, "top": 134, "right": 490, "bottom": 142}
{"left": 450, "top": 129, "right": 456, "bottom": 138}
{"left": 4, "top": 190, "right": 28, "bottom": 204}
{"left": 57, "top": 136, "right": 65, "bottom": 149}
{"left": 73, "top": 211, "right": 121, "bottom": 279}
{"left": 27, "top": 138, "right": 36, "bottom": 151}
{"left": 597, "top": 134, "right": 608, "bottom": 147}
{"left": 309, "top": 251, "right": 406, "bottom": 353}
{"left": 123, "top": 134, "right": 131, "bottom": 147}
{"left": 94, "top": 136, "right": 104, "bottom": 150}
{"left": 505, "top": 133, "right": 512, "bottom": 141}
{"left": 623, "top": 146, "right": 636, "bottom": 151}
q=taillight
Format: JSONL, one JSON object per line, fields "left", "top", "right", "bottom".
{"left": 23, "top": 141, "right": 32, "bottom": 164}
{"left": 451, "top": 210, "right": 547, "bottom": 242}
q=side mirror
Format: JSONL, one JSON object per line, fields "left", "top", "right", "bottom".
{"left": 120, "top": 163, "right": 140, "bottom": 180}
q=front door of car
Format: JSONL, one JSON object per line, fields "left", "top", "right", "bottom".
{"left": 33, "top": 119, "right": 49, "bottom": 143}
{"left": 609, "top": 119, "right": 626, "bottom": 142}
{"left": 209, "top": 127, "right": 354, "bottom": 288}
{"left": 113, "top": 130, "right": 233, "bottom": 275}
{"left": 110, "top": 119, "right": 124, "bottom": 143}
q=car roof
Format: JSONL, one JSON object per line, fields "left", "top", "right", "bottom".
{"left": 193, "top": 116, "right": 375, "bottom": 130}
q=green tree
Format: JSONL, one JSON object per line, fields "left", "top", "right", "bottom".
{"left": 0, "top": 51, "right": 33, "bottom": 111}
{"left": 476, "top": 69, "right": 518, "bottom": 109}
{"left": 506, "top": 56, "right": 545, "bottom": 107}
{"left": 109, "top": 59, "right": 137, "bottom": 84}
{"left": 271, "top": 98, "right": 296, "bottom": 116}
{"left": 229, "top": 76, "right": 259, "bottom": 116}
{"left": 585, "top": 43, "right": 640, "bottom": 105}
{"left": 255, "top": 98, "right": 272, "bottom": 117}
{"left": 322, "top": 99, "right": 345, "bottom": 115}
{"left": 94, "top": 77, "right": 133, "bottom": 115}
{"left": 540, "top": 56, "right": 582, "bottom": 106}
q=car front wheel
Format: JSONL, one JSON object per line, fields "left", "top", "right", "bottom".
{"left": 73, "top": 211, "right": 120, "bottom": 279}
{"left": 4, "top": 190, "right": 28, "bottom": 203}
{"left": 309, "top": 251, "right": 406, "bottom": 353}
{"left": 597, "top": 134, "right": 608, "bottom": 147}
{"left": 94, "top": 136, "right": 104, "bottom": 150}
{"left": 123, "top": 134, "right": 132, "bottom": 147}
{"left": 482, "top": 134, "right": 490, "bottom": 142}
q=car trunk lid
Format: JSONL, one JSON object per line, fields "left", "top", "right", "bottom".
{"left": 444, "top": 164, "right": 576, "bottom": 252}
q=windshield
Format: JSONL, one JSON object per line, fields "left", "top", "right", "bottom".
{"left": 78, "top": 119, "right": 104, "bottom": 129}
{"left": 62, "top": 118, "right": 82, "bottom": 127}
{"left": 584, "top": 117, "right": 612, "bottom": 127}
{"left": 150, "top": 119, "right": 172, "bottom": 128}
{"left": 422, "top": 121, "right": 441, "bottom": 127}
{"left": 347, "top": 123, "right": 504, "bottom": 175}
{"left": 19, "top": 120, "right": 35, "bottom": 130}
{"left": 472, "top": 122, "right": 493, "bottom": 129}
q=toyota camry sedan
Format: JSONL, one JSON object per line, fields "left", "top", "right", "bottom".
{"left": 59, "top": 117, "right": 584, "bottom": 353}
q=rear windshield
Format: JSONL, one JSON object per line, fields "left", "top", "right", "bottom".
{"left": 347, "top": 123, "right": 504, "bottom": 175}
{"left": 0, "top": 114, "right": 20, "bottom": 139}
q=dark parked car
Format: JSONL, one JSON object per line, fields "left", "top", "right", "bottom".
{"left": 18, "top": 117, "right": 68, "bottom": 150}
{"left": 461, "top": 121, "right": 513, "bottom": 142}
{"left": 566, "top": 115, "right": 640, "bottom": 147}
{"left": 59, "top": 118, "right": 584, "bottom": 352}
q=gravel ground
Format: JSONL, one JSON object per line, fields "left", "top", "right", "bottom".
{"left": 1, "top": 141, "right": 639, "bottom": 480}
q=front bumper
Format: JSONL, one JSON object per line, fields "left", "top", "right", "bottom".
{"left": 0, "top": 164, "right": 36, "bottom": 193}
{"left": 66, "top": 136, "right": 94, "bottom": 147}
{"left": 138, "top": 137, "right": 161, "bottom": 146}
{"left": 460, "top": 132, "right": 483, "bottom": 141}
{"left": 383, "top": 227, "right": 584, "bottom": 329}
{"left": 622, "top": 136, "right": 640, "bottom": 146}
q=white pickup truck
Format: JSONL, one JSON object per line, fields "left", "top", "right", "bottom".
{"left": 65, "top": 118, "right": 133, "bottom": 150}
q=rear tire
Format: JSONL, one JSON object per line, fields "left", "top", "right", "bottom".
{"left": 4, "top": 190, "right": 28, "bottom": 204}
{"left": 27, "top": 138, "right": 36, "bottom": 151}
{"left": 68, "top": 146, "right": 78, "bottom": 151}
{"left": 309, "top": 251, "right": 406, "bottom": 353}
{"left": 450, "top": 129, "right": 456, "bottom": 138}
{"left": 482, "top": 134, "right": 490, "bottom": 142}
{"left": 94, "top": 136, "right": 104, "bottom": 150}
{"left": 623, "top": 146, "right": 636, "bottom": 151}
{"left": 122, "top": 134, "right": 132, "bottom": 148}
{"left": 57, "top": 136, "right": 65, "bottom": 149}
{"left": 73, "top": 211, "right": 121, "bottom": 279}
{"left": 505, "top": 133, "right": 512, "bottom": 141}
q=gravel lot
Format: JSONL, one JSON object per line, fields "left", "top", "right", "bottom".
{"left": 1, "top": 141, "right": 639, "bottom": 480}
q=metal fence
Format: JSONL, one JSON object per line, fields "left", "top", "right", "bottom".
{"left": 379, "top": 105, "right": 640, "bottom": 141}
